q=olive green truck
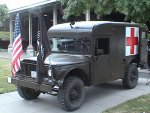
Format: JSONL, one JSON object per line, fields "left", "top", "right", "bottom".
{"left": 11, "top": 21, "right": 148, "bottom": 111}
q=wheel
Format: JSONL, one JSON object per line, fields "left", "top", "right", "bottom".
{"left": 17, "top": 86, "right": 41, "bottom": 100}
{"left": 122, "top": 64, "right": 139, "bottom": 89}
{"left": 57, "top": 76, "right": 85, "bottom": 111}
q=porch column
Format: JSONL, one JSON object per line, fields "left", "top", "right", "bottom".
{"left": 8, "top": 15, "right": 13, "bottom": 53}
{"left": 85, "top": 9, "right": 90, "bottom": 21}
{"left": 27, "top": 12, "right": 33, "bottom": 55}
{"left": 53, "top": 5, "right": 57, "bottom": 25}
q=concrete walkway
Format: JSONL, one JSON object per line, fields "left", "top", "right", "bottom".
{"left": 0, "top": 51, "right": 150, "bottom": 113}
{"left": 0, "top": 74, "right": 150, "bottom": 113}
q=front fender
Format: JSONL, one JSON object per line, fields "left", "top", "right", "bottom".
{"left": 53, "top": 62, "right": 90, "bottom": 85}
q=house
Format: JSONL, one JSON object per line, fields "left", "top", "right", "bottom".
{"left": 8, "top": 0, "right": 92, "bottom": 52}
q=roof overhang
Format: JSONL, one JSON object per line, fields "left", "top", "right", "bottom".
{"left": 9, "top": 0, "right": 58, "bottom": 14}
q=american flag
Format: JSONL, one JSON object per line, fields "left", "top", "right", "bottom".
{"left": 12, "top": 13, "right": 22, "bottom": 77}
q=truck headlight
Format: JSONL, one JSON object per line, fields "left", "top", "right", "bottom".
{"left": 48, "top": 69, "right": 52, "bottom": 77}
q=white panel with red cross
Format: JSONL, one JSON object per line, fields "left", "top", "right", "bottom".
{"left": 125, "top": 27, "right": 139, "bottom": 56}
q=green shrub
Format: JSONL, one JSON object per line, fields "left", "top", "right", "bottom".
{"left": 0, "top": 31, "right": 10, "bottom": 40}
{"left": 148, "top": 34, "right": 150, "bottom": 39}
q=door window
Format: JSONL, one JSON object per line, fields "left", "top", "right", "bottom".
{"left": 96, "top": 38, "right": 110, "bottom": 55}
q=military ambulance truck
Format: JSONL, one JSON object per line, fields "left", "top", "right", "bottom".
{"left": 11, "top": 21, "right": 148, "bottom": 111}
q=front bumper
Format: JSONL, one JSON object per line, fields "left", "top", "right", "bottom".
{"left": 11, "top": 75, "right": 53, "bottom": 92}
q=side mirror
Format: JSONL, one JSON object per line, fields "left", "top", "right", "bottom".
{"left": 96, "top": 49, "right": 104, "bottom": 55}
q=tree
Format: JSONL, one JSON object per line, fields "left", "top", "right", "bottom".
{"left": 60, "top": 0, "right": 86, "bottom": 19}
{"left": 115, "top": 0, "right": 150, "bottom": 23}
{"left": 0, "top": 4, "right": 8, "bottom": 29}
{"left": 59, "top": 0, "right": 150, "bottom": 23}
{"left": 60, "top": 0, "right": 116, "bottom": 19}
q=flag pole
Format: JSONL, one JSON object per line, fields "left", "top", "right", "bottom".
{"left": 11, "top": 13, "right": 22, "bottom": 77}
{"left": 36, "top": 8, "right": 51, "bottom": 83}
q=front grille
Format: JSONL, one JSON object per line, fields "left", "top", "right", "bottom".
{"left": 20, "top": 60, "right": 50, "bottom": 77}
{"left": 21, "top": 62, "right": 36, "bottom": 76}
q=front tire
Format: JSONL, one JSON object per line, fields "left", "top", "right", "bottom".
{"left": 58, "top": 76, "right": 85, "bottom": 111}
{"left": 17, "top": 86, "right": 41, "bottom": 100}
{"left": 122, "top": 64, "right": 139, "bottom": 89}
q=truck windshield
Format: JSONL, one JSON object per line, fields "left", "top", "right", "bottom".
{"left": 50, "top": 37, "right": 91, "bottom": 54}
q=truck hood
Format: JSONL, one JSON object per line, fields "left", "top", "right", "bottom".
{"left": 23, "top": 54, "right": 90, "bottom": 65}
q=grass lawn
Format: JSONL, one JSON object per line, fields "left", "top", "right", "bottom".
{"left": 103, "top": 93, "right": 150, "bottom": 113}
{"left": 0, "top": 31, "right": 10, "bottom": 40}
{"left": 0, "top": 58, "right": 16, "bottom": 94}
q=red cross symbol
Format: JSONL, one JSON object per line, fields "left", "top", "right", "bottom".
{"left": 126, "top": 28, "right": 138, "bottom": 54}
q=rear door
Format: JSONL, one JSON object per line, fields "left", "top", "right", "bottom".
{"left": 140, "top": 30, "right": 148, "bottom": 68}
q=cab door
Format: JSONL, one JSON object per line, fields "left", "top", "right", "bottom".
{"left": 93, "top": 36, "right": 112, "bottom": 84}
